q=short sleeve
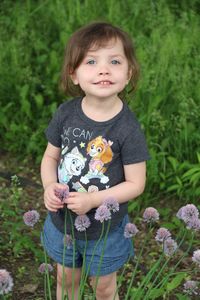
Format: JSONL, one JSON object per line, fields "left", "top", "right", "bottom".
{"left": 121, "top": 123, "right": 150, "bottom": 165}
{"left": 45, "top": 106, "right": 62, "bottom": 147}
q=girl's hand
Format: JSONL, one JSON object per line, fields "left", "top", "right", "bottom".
{"left": 44, "top": 183, "right": 66, "bottom": 212}
{"left": 66, "top": 192, "right": 93, "bottom": 215}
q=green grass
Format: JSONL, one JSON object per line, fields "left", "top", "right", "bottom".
{"left": 0, "top": 0, "right": 199, "bottom": 201}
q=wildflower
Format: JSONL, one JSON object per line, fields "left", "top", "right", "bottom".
{"left": 55, "top": 186, "right": 69, "bottom": 202}
{"left": 183, "top": 280, "right": 199, "bottom": 296}
{"left": 192, "top": 250, "right": 200, "bottom": 266}
{"left": 75, "top": 215, "right": 91, "bottom": 232}
{"left": 155, "top": 228, "right": 171, "bottom": 243}
{"left": 163, "top": 238, "right": 178, "bottom": 256}
{"left": 103, "top": 197, "right": 119, "bottom": 213}
{"left": 124, "top": 223, "right": 139, "bottom": 238}
{"left": 95, "top": 205, "right": 111, "bottom": 223}
{"left": 63, "top": 234, "right": 73, "bottom": 249}
{"left": 23, "top": 210, "right": 40, "bottom": 227}
{"left": 186, "top": 217, "right": 200, "bottom": 231}
{"left": 0, "top": 269, "right": 13, "bottom": 295}
{"left": 38, "top": 263, "right": 53, "bottom": 273}
{"left": 177, "top": 204, "right": 199, "bottom": 223}
{"left": 143, "top": 207, "right": 159, "bottom": 223}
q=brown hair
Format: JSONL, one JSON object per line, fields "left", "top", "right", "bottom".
{"left": 60, "top": 22, "right": 140, "bottom": 97}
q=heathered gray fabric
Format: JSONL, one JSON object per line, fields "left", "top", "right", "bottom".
{"left": 45, "top": 97, "right": 150, "bottom": 239}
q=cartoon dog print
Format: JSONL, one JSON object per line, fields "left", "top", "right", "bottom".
{"left": 58, "top": 146, "right": 87, "bottom": 184}
{"left": 80, "top": 136, "right": 113, "bottom": 184}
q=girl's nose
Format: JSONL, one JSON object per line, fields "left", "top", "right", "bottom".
{"left": 98, "top": 64, "right": 110, "bottom": 75}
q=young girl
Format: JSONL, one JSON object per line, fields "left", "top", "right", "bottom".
{"left": 41, "top": 22, "right": 150, "bottom": 300}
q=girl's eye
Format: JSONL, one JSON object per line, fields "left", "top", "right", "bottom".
{"left": 87, "top": 60, "right": 96, "bottom": 65}
{"left": 111, "top": 60, "right": 120, "bottom": 65}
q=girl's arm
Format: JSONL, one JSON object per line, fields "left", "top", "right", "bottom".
{"left": 67, "top": 162, "right": 146, "bottom": 215}
{"left": 41, "top": 142, "right": 66, "bottom": 212}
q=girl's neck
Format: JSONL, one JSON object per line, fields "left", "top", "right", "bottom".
{"left": 81, "top": 95, "right": 123, "bottom": 122}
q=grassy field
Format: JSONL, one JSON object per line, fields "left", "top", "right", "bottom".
{"left": 0, "top": 1, "right": 200, "bottom": 298}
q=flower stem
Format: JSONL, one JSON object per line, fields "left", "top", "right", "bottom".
{"left": 127, "top": 227, "right": 153, "bottom": 300}
{"left": 79, "top": 222, "right": 105, "bottom": 298}
{"left": 62, "top": 208, "right": 69, "bottom": 300}
{"left": 42, "top": 232, "right": 52, "bottom": 300}
{"left": 69, "top": 211, "right": 76, "bottom": 300}
{"left": 78, "top": 231, "right": 87, "bottom": 300}
{"left": 92, "top": 221, "right": 111, "bottom": 300}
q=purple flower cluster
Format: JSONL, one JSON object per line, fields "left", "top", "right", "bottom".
{"left": 192, "top": 250, "right": 200, "bottom": 267}
{"left": 155, "top": 228, "right": 171, "bottom": 243}
{"left": 75, "top": 215, "right": 91, "bottom": 232}
{"left": 38, "top": 263, "right": 53, "bottom": 274}
{"left": 124, "top": 223, "right": 139, "bottom": 238}
{"left": 94, "top": 197, "right": 119, "bottom": 223}
{"left": 23, "top": 210, "right": 40, "bottom": 227}
{"left": 55, "top": 185, "right": 69, "bottom": 202}
{"left": 183, "top": 280, "right": 199, "bottom": 296}
{"left": 103, "top": 197, "right": 119, "bottom": 213}
{"left": 176, "top": 204, "right": 200, "bottom": 231}
{"left": 0, "top": 269, "right": 13, "bottom": 295}
{"left": 95, "top": 205, "right": 111, "bottom": 223}
{"left": 143, "top": 207, "right": 159, "bottom": 223}
{"left": 163, "top": 238, "right": 178, "bottom": 256}
{"left": 63, "top": 234, "right": 73, "bottom": 249}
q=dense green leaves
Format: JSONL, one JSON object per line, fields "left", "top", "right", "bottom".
{"left": 0, "top": 1, "right": 199, "bottom": 201}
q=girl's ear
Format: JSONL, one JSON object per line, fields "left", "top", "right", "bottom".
{"left": 127, "top": 69, "right": 132, "bottom": 83}
{"left": 70, "top": 72, "right": 79, "bottom": 85}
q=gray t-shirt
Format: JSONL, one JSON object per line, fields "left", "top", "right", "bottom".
{"left": 45, "top": 97, "right": 150, "bottom": 239}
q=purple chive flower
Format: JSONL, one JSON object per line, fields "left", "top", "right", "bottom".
{"left": 63, "top": 234, "right": 73, "bottom": 249}
{"left": 163, "top": 238, "right": 178, "bottom": 256}
{"left": 38, "top": 263, "right": 53, "bottom": 274}
{"left": 75, "top": 215, "right": 91, "bottom": 232}
{"left": 124, "top": 223, "right": 139, "bottom": 238}
{"left": 23, "top": 210, "right": 40, "bottom": 227}
{"left": 186, "top": 218, "right": 200, "bottom": 231}
{"left": 55, "top": 185, "right": 69, "bottom": 202}
{"left": 143, "top": 207, "right": 159, "bottom": 223}
{"left": 103, "top": 197, "right": 119, "bottom": 213}
{"left": 0, "top": 269, "right": 13, "bottom": 295}
{"left": 192, "top": 250, "right": 200, "bottom": 266}
{"left": 176, "top": 204, "right": 199, "bottom": 223}
{"left": 155, "top": 228, "right": 171, "bottom": 243}
{"left": 94, "top": 205, "right": 111, "bottom": 223}
{"left": 183, "top": 280, "right": 199, "bottom": 296}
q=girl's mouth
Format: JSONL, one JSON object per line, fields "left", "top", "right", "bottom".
{"left": 94, "top": 80, "right": 113, "bottom": 85}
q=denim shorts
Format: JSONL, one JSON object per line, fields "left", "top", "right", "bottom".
{"left": 42, "top": 213, "right": 134, "bottom": 276}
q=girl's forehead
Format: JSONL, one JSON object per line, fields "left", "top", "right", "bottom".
{"left": 86, "top": 38, "right": 124, "bottom": 54}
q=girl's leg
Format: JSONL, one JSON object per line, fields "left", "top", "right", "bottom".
{"left": 90, "top": 271, "right": 119, "bottom": 300}
{"left": 57, "top": 263, "right": 82, "bottom": 300}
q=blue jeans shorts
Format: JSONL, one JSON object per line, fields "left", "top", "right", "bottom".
{"left": 42, "top": 214, "right": 134, "bottom": 276}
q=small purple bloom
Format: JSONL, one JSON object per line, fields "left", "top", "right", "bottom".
{"left": 23, "top": 210, "right": 40, "bottom": 227}
{"left": 186, "top": 217, "right": 200, "bottom": 231}
{"left": 63, "top": 234, "right": 73, "bottom": 249}
{"left": 0, "top": 269, "right": 13, "bottom": 295}
{"left": 103, "top": 197, "right": 119, "bottom": 213}
{"left": 55, "top": 186, "right": 69, "bottom": 202}
{"left": 95, "top": 205, "right": 111, "bottom": 223}
{"left": 75, "top": 215, "right": 91, "bottom": 232}
{"left": 155, "top": 228, "right": 171, "bottom": 243}
{"left": 163, "top": 238, "right": 178, "bottom": 256}
{"left": 192, "top": 250, "right": 200, "bottom": 266}
{"left": 183, "top": 280, "right": 199, "bottom": 296}
{"left": 124, "top": 223, "right": 139, "bottom": 238}
{"left": 143, "top": 207, "right": 159, "bottom": 223}
{"left": 177, "top": 204, "right": 199, "bottom": 223}
{"left": 38, "top": 263, "right": 53, "bottom": 274}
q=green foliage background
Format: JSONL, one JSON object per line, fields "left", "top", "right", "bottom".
{"left": 0, "top": 0, "right": 200, "bottom": 202}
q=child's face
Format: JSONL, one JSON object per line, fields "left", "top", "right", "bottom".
{"left": 71, "top": 38, "right": 131, "bottom": 100}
